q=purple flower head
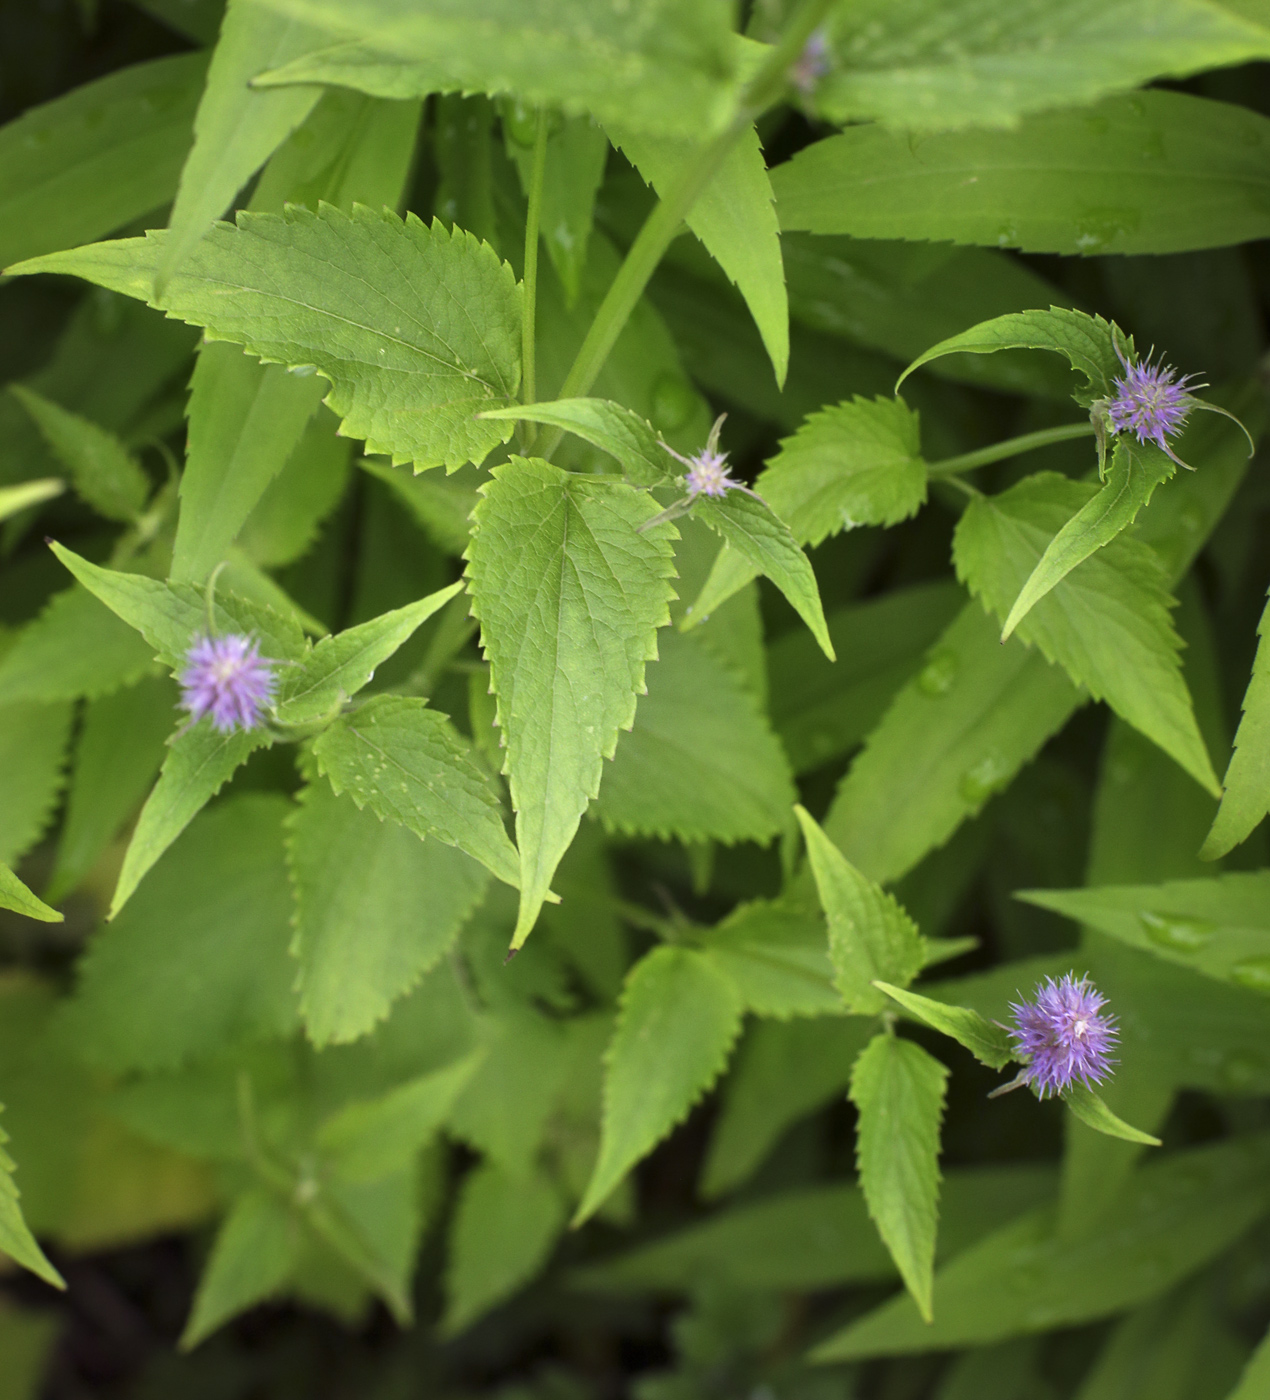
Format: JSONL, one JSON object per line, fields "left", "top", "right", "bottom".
{"left": 1007, "top": 973, "right": 1118, "bottom": 1099}
{"left": 685, "top": 448, "right": 733, "bottom": 499}
{"left": 1106, "top": 342, "right": 1205, "bottom": 467}
{"left": 790, "top": 29, "right": 831, "bottom": 95}
{"left": 179, "top": 633, "right": 276, "bottom": 733}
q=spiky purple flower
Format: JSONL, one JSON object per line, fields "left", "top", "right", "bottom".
{"left": 790, "top": 29, "right": 831, "bottom": 95}
{"left": 179, "top": 633, "right": 276, "bottom": 733}
{"left": 1007, "top": 974, "right": 1118, "bottom": 1099}
{"left": 684, "top": 448, "right": 733, "bottom": 498}
{"left": 1106, "top": 344, "right": 1205, "bottom": 466}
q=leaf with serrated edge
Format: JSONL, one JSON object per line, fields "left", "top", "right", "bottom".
{"left": 576, "top": 946, "right": 742, "bottom": 1224}
{"left": 466, "top": 457, "right": 678, "bottom": 946}
{"left": 795, "top": 806, "right": 926, "bottom": 1015}
{"left": 0, "top": 1110, "right": 64, "bottom": 1287}
{"left": 1205, "top": 591, "right": 1270, "bottom": 858}
{"left": 311, "top": 695, "right": 519, "bottom": 888}
{"left": 850, "top": 1032, "right": 947, "bottom": 1322}
{"left": 1063, "top": 1085, "right": 1162, "bottom": 1147}
{"left": 481, "top": 399, "right": 673, "bottom": 487}
{"left": 0, "top": 865, "right": 62, "bottom": 923}
{"left": 874, "top": 982, "right": 1013, "bottom": 1070}
{"left": 9, "top": 207, "right": 521, "bottom": 471}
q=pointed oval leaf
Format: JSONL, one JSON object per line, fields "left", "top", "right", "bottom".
{"left": 481, "top": 398, "right": 673, "bottom": 486}
{"left": 874, "top": 982, "right": 1014, "bottom": 1070}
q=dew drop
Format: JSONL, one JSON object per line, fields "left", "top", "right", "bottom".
{"left": 1217, "top": 1049, "right": 1264, "bottom": 1091}
{"left": 1229, "top": 957, "right": 1270, "bottom": 993}
{"left": 917, "top": 647, "right": 958, "bottom": 696}
{"left": 959, "top": 752, "right": 1010, "bottom": 805}
{"left": 1138, "top": 910, "right": 1213, "bottom": 953}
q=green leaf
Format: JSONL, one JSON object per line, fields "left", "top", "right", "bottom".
{"left": 0, "top": 1110, "right": 64, "bottom": 1288}
{"left": 182, "top": 1189, "right": 298, "bottom": 1348}
{"left": 701, "top": 1017, "right": 875, "bottom": 1199}
{"left": 443, "top": 1161, "right": 566, "bottom": 1334}
{"left": 250, "top": 0, "right": 739, "bottom": 141}
{"left": 1204, "top": 591, "right": 1270, "bottom": 858}
{"left": 0, "top": 52, "right": 206, "bottom": 269}
{"left": 46, "top": 678, "right": 176, "bottom": 904}
{"left": 795, "top": 807, "right": 926, "bottom": 1016}
{"left": 11, "top": 386, "right": 149, "bottom": 522}
{"left": 9, "top": 207, "right": 522, "bottom": 472}
{"left": 822, "top": 602, "right": 1082, "bottom": 886}
{"left": 311, "top": 695, "right": 519, "bottom": 888}
{"left": 276, "top": 584, "right": 461, "bottom": 725}
{"left": 288, "top": 778, "right": 489, "bottom": 1045}
{"left": 608, "top": 120, "right": 787, "bottom": 384}
{"left": 772, "top": 90, "right": 1270, "bottom": 255}
{"left": 696, "top": 896, "right": 842, "bottom": 1019}
{"left": 465, "top": 457, "right": 678, "bottom": 945}
{"left": 850, "top": 1032, "right": 948, "bottom": 1322}
{"left": 954, "top": 472, "right": 1218, "bottom": 794}
{"left": 1062, "top": 1084, "right": 1162, "bottom": 1147}
{"left": 0, "top": 478, "right": 63, "bottom": 522}
{"left": 576, "top": 946, "right": 742, "bottom": 1224}
{"left": 173, "top": 342, "right": 326, "bottom": 583}
{"left": 874, "top": 982, "right": 1014, "bottom": 1070}
{"left": 317, "top": 1053, "right": 483, "bottom": 1182}
{"left": 65, "top": 795, "right": 298, "bottom": 1073}
{"left": 814, "top": 0, "right": 1270, "bottom": 131}
{"left": 360, "top": 458, "right": 479, "bottom": 556}
{"left": 812, "top": 1132, "right": 1270, "bottom": 1361}
{"left": 692, "top": 491, "right": 834, "bottom": 660}
{"left": 158, "top": 0, "right": 326, "bottom": 290}
{"left": 1229, "top": 1325, "right": 1270, "bottom": 1400}
{"left": 0, "top": 866, "right": 61, "bottom": 924}
{"left": 481, "top": 398, "right": 674, "bottom": 487}
{"left": 0, "top": 702, "right": 73, "bottom": 868}
{"left": 593, "top": 628, "right": 796, "bottom": 846}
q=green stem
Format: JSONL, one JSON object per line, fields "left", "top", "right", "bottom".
{"left": 541, "top": 0, "right": 835, "bottom": 458}
{"left": 926, "top": 422, "right": 1094, "bottom": 477}
{"left": 520, "top": 108, "right": 549, "bottom": 448}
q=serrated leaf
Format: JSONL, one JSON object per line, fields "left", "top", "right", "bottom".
{"left": 0, "top": 702, "right": 73, "bottom": 868}
{"left": 954, "top": 472, "right": 1217, "bottom": 794}
{"left": 874, "top": 982, "right": 1014, "bottom": 1070}
{"left": 173, "top": 342, "right": 326, "bottom": 583}
{"left": 182, "top": 1188, "right": 298, "bottom": 1348}
{"left": 696, "top": 896, "right": 841, "bottom": 1019}
{"left": 692, "top": 491, "right": 833, "bottom": 660}
{"left": 772, "top": 90, "right": 1270, "bottom": 256}
{"left": 360, "top": 458, "right": 478, "bottom": 556}
{"left": 311, "top": 695, "right": 519, "bottom": 888}
{"left": 12, "top": 386, "right": 149, "bottom": 521}
{"left": 795, "top": 807, "right": 926, "bottom": 1016}
{"left": 0, "top": 866, "right": 61, "bottom": 924}
{"left": 1205, "top": 591, "right": 1270, "bottom": 858}
{"left": 288, "top": 778, "right": 489, "bottom": 1045}
{"left": 0, "top": 1110, "right": 64, "bottom": 1288}
{"left": 276, "top": 584, "right": 461, "bottom": 725}
{"left": 250, "top": 0, "right": 738, "bottom": 142}
{"left": 9, "top": 207, "right": 522, "bottom": 471}
{"left": 593, "top": 627, "right": 795, "bottom": 846}
{"left": 576, "top": 946, "right": 742, "bottom": 1224}
{"left": 481, "top": 398, "right": 673, "bottom": 487}
{"left": 466, "top": 457, "right": 678, "bottom": 945}
{"left": 0, "top": 52, "right": 206, "bottom": 269}
{"left": 1062, "top": 1085, "right": 1162, "bottom": 1147}
{"left": 608, "top": 120, "right": 787, "bottom": 384}
{"left": 814, "top": 0, "right": 1270, "bottom": 131}
{"left": 850, "top": 1032, "right": 947, "bottom": 1322}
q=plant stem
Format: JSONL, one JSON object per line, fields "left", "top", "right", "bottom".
{"left": 520, "top": 108, "right": 549, "bottom": 448}
{"left": 926, "top": 422, "right": 1094, "bottom": 477}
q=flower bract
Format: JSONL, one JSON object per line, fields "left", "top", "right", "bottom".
{"left": 179, "top": 633, "right": 276, "bottom": 733}
{"left": 1007, "top": 973, "right": 1118, "bottom": 1099}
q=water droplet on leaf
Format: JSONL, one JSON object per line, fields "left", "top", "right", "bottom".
{"left": 1138, "top": 910, "right": 1213, "bottom": 952}
{"left": 917, "top": 647, "right": 958, "bottom": 696}
{"left": 1229, "top": 957, "right": 1270, "bottom": 993}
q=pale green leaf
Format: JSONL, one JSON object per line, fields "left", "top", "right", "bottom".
{"left": 444, "top": 1161, "right": 566, "bottom": 1334}
{"left": 1062, "top": 1084, "right": 1163, "bottom": 1147}
{"left": 795, "top": 807, "right": 926, "bottom": 1016}
{"left": 696, "top": 896, "right": 842, "bottom": 1019}
{"left": 772, "top": 90, "right": 1270, "bottom": 255}
{"left": 576, "top": 946, "right": 742, "bottom": 1223}
{"left": 10, "top": 207, "right": 522, "bottom": 471}
{"left": 182, "top": 1189, "right": 298, "bottom": 1348}
{"left": 608, "top": 120, "right": 787, "bottom": 384}
{"left": 11, "top": 386, "right": 149, "bottom": 521}
{"left": 593, "top": 628, "right": 796, "bottom": 845}
{"left": 954, "top": 472, "right": 1218, "bottom": 794}
{"left": 874, "top": 982, "right": 1014, "bottom": 1070}
{"left": 276, "top": 584, "right": 461, "bottom": 725}
{"left": 360, "top": 458, "right": 479, "bottom": 556}
{"left": 288, "top": 778, "right": 490, "bottom": 1045}
{"left": 0, "top": 1111, "right": 64, "bottom": 1288}
{"left": 65, "top": 796, "right": 298, "bottom": 1072}
{"left": 815, "top": 0, "right": 1270, "bottom": 131}
{"left": 0, "top": 866, "right": 62, "bottom": 924}
{"left": 481, "top": 398, "right": 674, "bottom": 487}
{"left": 1205, "top": 591, "right": 1270, "bottom": 858}
{"left": 159, "top": 0, "right": 326, "bottom": 289}
{"left": 311, "top": 695, "right": 519, "bottom": 888}
{"left": 173, "top": 342, "right": 326, "bottom": 583}
{"left": 465, "top": 457, "right": 678, "bottom": 945}
{"left": 0, "top": 702, "right": 73, "bottom": 868}
{"left": 850, "top": 1032, "right": 948, "bottom": 1321}
{"left": 250, "top": 0, "right": 739, "bottom": 141}
{"left": 0, "top": 52, "right": 206, "bottom": 269}
{"left": 0, "top": 479, "right": 63, "bottom": 522}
